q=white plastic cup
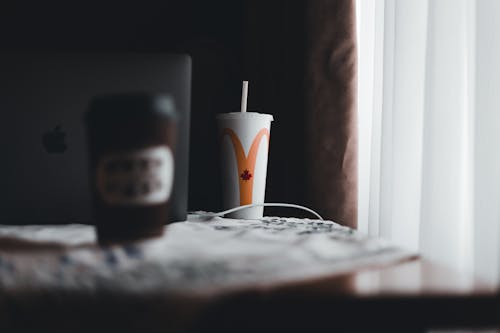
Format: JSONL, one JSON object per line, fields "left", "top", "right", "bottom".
{"left": 217, "top": 112, "right": 274, "bottom": 219}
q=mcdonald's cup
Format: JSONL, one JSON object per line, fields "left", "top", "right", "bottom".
{"left": 217, "top": 112, "right": 274, "bottom": 219}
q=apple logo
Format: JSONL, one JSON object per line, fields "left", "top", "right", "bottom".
{"left": 42, "top": 125, "right": 67, "bottom": 153}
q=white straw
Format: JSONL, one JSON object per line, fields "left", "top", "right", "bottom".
{"left": 240, "top": 80, "right": 248, "bottom": 113}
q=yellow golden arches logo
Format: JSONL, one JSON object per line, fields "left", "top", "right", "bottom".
{"left": 222, "top": 128, "right": 270, "bottom": 205}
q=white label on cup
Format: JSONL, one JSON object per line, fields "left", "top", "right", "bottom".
{"left": 96, "top": 146, "right": 174, "bottom": 206}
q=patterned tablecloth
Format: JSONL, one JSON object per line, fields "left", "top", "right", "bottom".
{"left": 0, "top": 215, "right": 414, "bottom": 295}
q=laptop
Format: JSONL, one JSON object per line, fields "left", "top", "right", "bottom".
{"left": 0, "top": 53, "right": 191, "bottom": 224}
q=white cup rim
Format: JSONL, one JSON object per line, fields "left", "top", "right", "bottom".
{"left": 216, "top": 112, "right": 274, "bottom": 122}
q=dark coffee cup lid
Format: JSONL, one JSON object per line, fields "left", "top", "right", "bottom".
{"left": 86, "top": 93, "right": 177, "bottom": 123}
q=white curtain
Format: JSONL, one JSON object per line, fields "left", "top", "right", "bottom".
{"left": 356, "top": 0, "right": 500, "bottom": 282}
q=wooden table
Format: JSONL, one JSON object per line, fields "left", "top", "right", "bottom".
{"left": 190, "top": 258, "right": 500, "bottom": 332}
{"left": 0, "top": 222, "right": 498, "bottom": 332}
{"left": 1, "top": 258, "right": 497, "bottom": 332}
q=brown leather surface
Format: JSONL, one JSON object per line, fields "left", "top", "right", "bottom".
{"left": 305, "top": 0, "right": 358, "bottom": 228}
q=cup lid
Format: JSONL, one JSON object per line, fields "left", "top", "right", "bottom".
{"left": 86, "top": 93, "right": 177, "bottom": 123}
{"left": 216, "top": 112, "right": 274, "bottom": 121}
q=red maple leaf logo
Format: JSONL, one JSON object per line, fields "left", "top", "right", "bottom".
{"left": 240, "top": 169, "right": 252, "bottom": 181}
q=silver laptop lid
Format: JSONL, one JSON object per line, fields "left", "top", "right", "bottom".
{"left": 0, "top": 53, "right": 191, "bottom": 224}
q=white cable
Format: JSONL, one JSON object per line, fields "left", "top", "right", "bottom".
{"left": 192, "top": 203, "right": 324, "bottom": 220}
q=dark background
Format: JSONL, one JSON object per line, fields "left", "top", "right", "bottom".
{"left": 0, "top": 0, "right": 308, "bottom": 216}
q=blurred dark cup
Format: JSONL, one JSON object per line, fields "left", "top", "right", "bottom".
{"left": 85, "top": 93, "right": 177, "bottom": 244}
